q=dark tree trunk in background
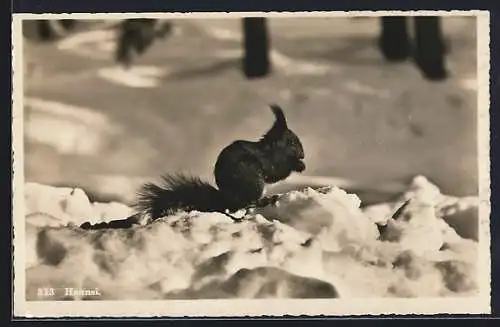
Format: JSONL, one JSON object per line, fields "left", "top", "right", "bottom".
{"left": 116, "top": 19, "right": 158, "bottom": 68}
{"left": 242, "top": 17, "right": 271, "bottom": 79}
{"left": 36, "top": 21, "right": 59, "bottom": 41}
{"left": 38, "top": 21, "right": 60, "bottom": 40}
{"left": 115, "top": 19, "right": 173, "bottom": 68}
{"left": 378, "top": 16, "right": 448, "bottom": 81}
{"left": 24, "top": 20, "right": 78, "bottom": 41}
{"left": 22, "top": 21, "right": 41, "bottom": 40}
{"left": 414, "top": 16, "right": 448, "bottom": 81}
{"left": 60, "top": 19, "right": 77, "bottom": 31}
{"left": 378, "top": 17, "right": 411, "bottom": 62}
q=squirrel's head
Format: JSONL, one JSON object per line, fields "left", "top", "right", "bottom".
{"left": 261, "top": 104, "right": 306, "bottom": 173}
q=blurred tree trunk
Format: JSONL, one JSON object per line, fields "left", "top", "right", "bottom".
{"left": 115, "top": 19, "right": 172, "bottom": 68}
{"left": 115, "top": 19, "right": 158, "bottom": 68}
{"left": 23, "top": 20, "right": 76, "bottom": 41}
{"left": 378, "top": 16, "right": 411, "bottom": 62}
{"left": 414, "top": 16, "right": 448, "bottom": 80}
{"left": 242, "top": 17, "right": 271, "bottom": 78}
{"left": 378, "top": 16, "right": 448, "bottom": 81}
{"left": 60, "top": 20, "right": 77, "bottom": 31}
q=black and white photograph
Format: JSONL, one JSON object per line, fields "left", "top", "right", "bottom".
{"left": 12, "top": 11, "right": 490, "bottom": 317}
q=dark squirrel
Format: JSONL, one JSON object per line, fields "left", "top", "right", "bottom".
{"left": 135, "top": 104, "right": 306, "bottom": 221}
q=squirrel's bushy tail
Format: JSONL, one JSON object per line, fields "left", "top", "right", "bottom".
{"left": 135, "top": 173, "right": 226, "bottom": 220}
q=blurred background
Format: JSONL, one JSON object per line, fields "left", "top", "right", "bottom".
{"left": 21, "top": 15, "right": 478, "bottom": 205}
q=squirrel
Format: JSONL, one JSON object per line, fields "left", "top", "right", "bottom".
{"left": 80, "top": 104, "right": 305, "bottom": 230}
{"left": 135, "top": 104, "right": 305, "bottom": 221}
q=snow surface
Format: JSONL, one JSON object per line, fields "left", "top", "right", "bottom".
{"left": 24, "top": 176, "right": 479, "bottom": 300}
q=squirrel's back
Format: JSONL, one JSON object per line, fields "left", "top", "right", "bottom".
{"left": 214, "top": 140, "right": 266, "bottom": 210}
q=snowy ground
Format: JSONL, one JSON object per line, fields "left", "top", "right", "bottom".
{"left": 22, "top": 16, "right": 478, "bottom": 205}
{"left": 24, "top": 176, "right": 481, "bottom": 301}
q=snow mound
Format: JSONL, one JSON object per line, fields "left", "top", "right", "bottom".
{"left": 23, "top": 176, "right": 480, "bottom": 300}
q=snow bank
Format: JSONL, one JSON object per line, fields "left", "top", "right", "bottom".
{"left": 23, "top": 176, "right": 480, "bottom": 300}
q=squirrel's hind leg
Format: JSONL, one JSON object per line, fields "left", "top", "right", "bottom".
{"left": 217, "top": 194, "right": 281, "bottom": 223}
{"left": 217, "top": 210, "right": 246, "bottom": 223}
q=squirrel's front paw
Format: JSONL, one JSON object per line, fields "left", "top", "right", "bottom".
{"left": 293, "top": 159, "right": 306, "bottom": 173}
{"left": 232, "top": 209, "right": 247, "bottom": 219}
{"left": 255, "top": 194, "right": 280, "bottom": 208}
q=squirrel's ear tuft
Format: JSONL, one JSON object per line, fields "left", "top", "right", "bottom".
{"left": 260, "top": 104, "right": 289, "bottom": 142}
{"left": 270, "top": 104, "right": 288, "bottom": 129}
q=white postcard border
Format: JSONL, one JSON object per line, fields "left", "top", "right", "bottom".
{"left": 12, "top": 10, "right": 491, "bottom": 317}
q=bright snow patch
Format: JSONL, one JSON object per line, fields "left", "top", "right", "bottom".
{"left": 24, "top": 176, "right": 480, "bottom": 300}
